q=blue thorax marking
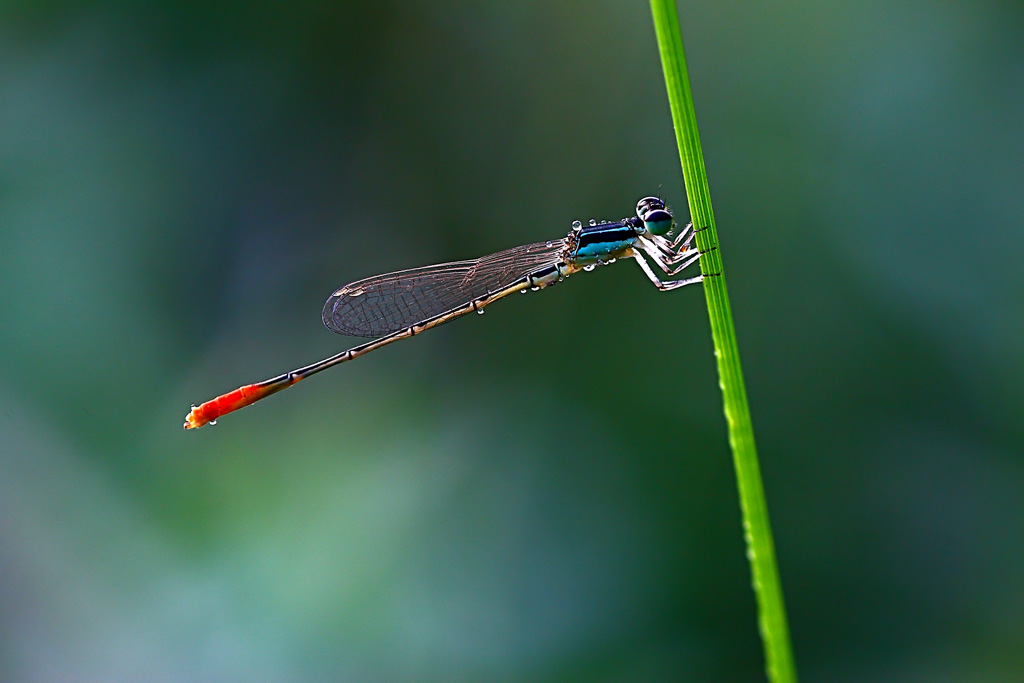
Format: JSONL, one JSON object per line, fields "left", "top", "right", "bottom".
{"left": 571, "top": 221, "right": 638, "bottom": 263}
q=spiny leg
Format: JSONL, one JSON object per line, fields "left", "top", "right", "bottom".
{"left": 631, "top": 251, "right": 703, "bottom": 291}
{"left": 644, "top": 230, "right": 697, "bottom": 263}
{"left": 636, "top": 238, "right": 703, "bottom": 275}
{"left": 662, "top": 249, "right": 702, "bottom": 276}
{"left": 638, "top": 238, "right": 696, "bottom": 267}
{"left": 636, "top": 239, "right": 681, "bottom": 274}
{"left": 660, "top": 221, "right": 711, "bottom": 257}
{"left": 663, "top": 221, "right": 695, "bottom": 250}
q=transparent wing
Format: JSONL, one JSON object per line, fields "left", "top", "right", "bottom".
{"left": 322, "top": 239, "right": 566, "bottom": 337}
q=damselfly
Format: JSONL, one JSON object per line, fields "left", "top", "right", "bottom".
{"left": 184, "top": 196, "right": 706, "bottom": 429}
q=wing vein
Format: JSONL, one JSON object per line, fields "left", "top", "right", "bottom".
{"left": 322, "top": 239, "right": 565, "bottom": 337}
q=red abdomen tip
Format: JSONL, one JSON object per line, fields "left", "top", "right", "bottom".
{"left": 184, "top": 382, "right": 283, "bottom": 430}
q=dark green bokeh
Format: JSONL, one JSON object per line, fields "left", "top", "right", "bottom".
{"left": 2, "top": 1, "right": 1022, "bottom": 679}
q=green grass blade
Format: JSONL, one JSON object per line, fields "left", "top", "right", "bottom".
{"left": 648, "top": 2, "right": 797, "bottom": 681}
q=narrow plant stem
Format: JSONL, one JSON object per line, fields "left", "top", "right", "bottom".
{"left": 648, "top": 2, "right": 797, "bottom": 681}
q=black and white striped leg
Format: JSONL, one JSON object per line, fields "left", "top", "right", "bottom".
{"left": 645, "top": 240, "right": 697, "bottom": 266}
{"left": 646, "top": 226, "right": 696, "bottom": 258}
{"left": 636, "top": 237, "right": 703, "bottom": 275}
{"left": 663, "top": 249, "right": 702, "bottom": 276}
{"left": 666, "top": 221, "right": 695, "bottom": 250}
{"left": 631, "top": 251, "right": 703, "bottom": 291}
{"left": 637, "top": 239, "right": 696, "bottom": 268}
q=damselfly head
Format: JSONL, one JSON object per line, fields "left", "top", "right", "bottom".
{"left": 642, "top": 208, "right": 673, "bottom": 236}
{"left": 636, "top": 196, "right": 666, "bottom": 219}
{"left": 571, "top": 220, "right": 583, "bottom": 233}
{"left": 636, "top": 197, "right": 674, "bottom": 236}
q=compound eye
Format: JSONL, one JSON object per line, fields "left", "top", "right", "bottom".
{"left": 642, "top": 208, "right": 673, "bottom": 236}
{"left": 636, "top": 196, "right": 666, "bottom": 219}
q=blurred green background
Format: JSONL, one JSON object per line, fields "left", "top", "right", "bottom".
{"left": 2, "top": 0, "right": 1022, "bottom": 680}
